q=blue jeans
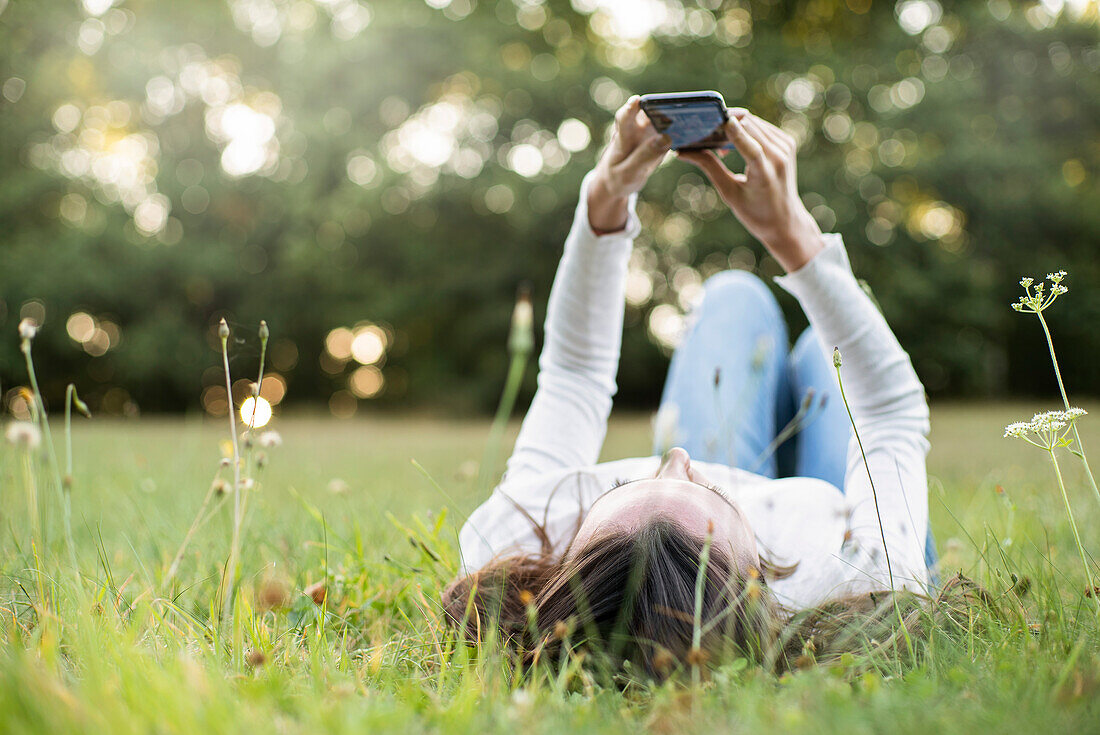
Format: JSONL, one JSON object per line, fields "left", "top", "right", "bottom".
{"left": 652, "top": 270, "right": 938, "bottom": 574}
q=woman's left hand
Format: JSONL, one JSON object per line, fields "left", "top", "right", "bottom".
{"left": 680, "top": 110, "right": 824, "bottom": 272}
{"left": 587, "top": 96, "right": 671, "bottom": 233}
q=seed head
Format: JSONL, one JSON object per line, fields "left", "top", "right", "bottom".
{"left": 685, "top": 646, "right": 709, "bottom": 667}
{"left": 258, "top": 320, "right": 270, "bottom": 341}
{"left": 212, "top": 478, "right": 230, "bottom": 496}
{"left": 218, "top": 318, "right": 230, "bottom": 340}
{"left": 304, "top": 580, "right": 327, "bottom": 605}
{"left": 249, "top": 382, "right": 260, "bottom": 398}
{"left": 259, "top": 430, "right": 282, "bottom": 448}
{"left": 18, "top": 318, "right": 38, "bottom": 341}
{"left": 5, "top": 421, "right": 41, "bottom": 449}
{"left": 832, "top": 346, "right": 842, "bottom": 368}
{"left": 245, "top": 649, "right": 267, "bottom": 667}
{"left": 238, "top": 477, "right": 255, "bottom": 491}
{"left": 508, "top": 285, "right": 534, "bottom": 356}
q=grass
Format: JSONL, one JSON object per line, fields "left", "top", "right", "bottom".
{"left": 2, "top": 403, "right": 1100, "bottom": 734}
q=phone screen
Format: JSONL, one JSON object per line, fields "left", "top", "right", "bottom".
{"left": 641, "top": 96, "right": 730, "bottom": 150}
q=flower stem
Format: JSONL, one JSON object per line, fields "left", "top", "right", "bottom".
{"left": 1036, "top": 312, "right": 1099, "bottom": 508}
{"left": 21, "top": 339, "right": 79, "bottom": 581}
{"left": 218, "top": 321, "right": 243, "bottom": 624}
{"left": 1047, "top": 448, "right": 1099, "bottom": 613}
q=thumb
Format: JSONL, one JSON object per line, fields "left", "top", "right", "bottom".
{"left": 678, "top": 149, "right": 743, "bottom": 201}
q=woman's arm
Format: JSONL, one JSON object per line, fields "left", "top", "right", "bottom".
{"left": 499, "top": 98, "right": 670, "bottom": 481}
{"left": 686, "top": 112, "right": 929, "bottom": 591}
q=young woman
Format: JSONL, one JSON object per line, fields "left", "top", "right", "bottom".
{"left": 443, "top": 98, "right": 936, "bottom": 676}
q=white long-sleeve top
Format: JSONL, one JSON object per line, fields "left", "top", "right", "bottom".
{"left": 458, "top": 174, "right": 930, "bottom": 610}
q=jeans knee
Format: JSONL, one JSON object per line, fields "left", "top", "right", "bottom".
{"left": 701, "top": 269, "right": 779, "bottom": 317}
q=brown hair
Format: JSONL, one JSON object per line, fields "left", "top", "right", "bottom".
{"left": 443, "top": 517, "right": 781, "bottom": 678}
{"left": 442, "top": 515, "right": 999, "bottom": 679}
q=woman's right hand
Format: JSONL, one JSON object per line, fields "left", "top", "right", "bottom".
{"left": 679, "top": 110, "right": 824, "bottom": 272}
{"left": 587, "top": 96, "right": 671, "bottom": 233}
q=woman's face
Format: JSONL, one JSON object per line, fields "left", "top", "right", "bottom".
{"left": 569, "top": 447, "right": 759, "bottom": 573}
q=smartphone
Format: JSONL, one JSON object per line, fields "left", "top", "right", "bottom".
{"left": 639, "top": 91, "right": 731, "bottom": 151}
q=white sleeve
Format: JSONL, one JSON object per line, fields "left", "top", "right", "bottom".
{"left": 501, "top": 171, "right": 640, "bottom": 480}
{"left": 455, "top": 172, "right": 640, "bottom": 575}
{"left": 775, "top": 234, "right": 930, "bottom": 593}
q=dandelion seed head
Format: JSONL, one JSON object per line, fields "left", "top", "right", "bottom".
{"left": 5, "top": 421, "right": 41, "bottom": 449}
{"left": 259, "top": 430, "right": 282, "bottom": 448}
{"left": 18, "top": 318, "right": 38, "bottom": 341}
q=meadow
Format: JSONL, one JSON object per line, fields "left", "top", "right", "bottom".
{"left": 2, "top": 402, "right": 1100, "bottom": 734}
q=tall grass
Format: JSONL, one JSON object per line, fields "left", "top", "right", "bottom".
{"left": 0, "top": 276, "right": 1098, "bottom": 733}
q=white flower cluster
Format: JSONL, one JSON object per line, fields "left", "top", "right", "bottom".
{"left": 1004, "top": 408, "right": 1087, "bottom": 448}
{"left": 1012, "top": 270, "right": 1068, "bottom": 313}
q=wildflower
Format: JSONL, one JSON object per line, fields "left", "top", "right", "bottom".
{"left": 220, "top": 457, "right": 231, "bottom": 468}
{"left": 1012, "top": 270, "right": 1069, "bottom": 314}
{"left": 218, "top": 318, "right": 230, "bottom": 340}
{"left": 212, "top": 478, "right": 230, "bottom": 496}
{"left": 255, "top": 451, "right": 267, "bottom": 469}
{"left": 238, "top": 478, "right": 255, "bottom": 491}
{"left": 518, "top": 589, "right": 534, "bottom": 606}
{"left": 258, "top": 430, "right": 282, "bottom": 448}
{"left": 258, "top": 320, "right": 270, "bottom": 341}
{"left": 832, "top": 346, "right": 842, "bottom": 368}
{"left": 1004, "top": 408, "right": 1087, "bottom": 450}
{"left": 249, "top": 382, "right": 260, "bottom": 398}
{"left": 5, "top": 421, "right": 41, "bottom": 449}
{"left": 245, "top": 649, "right": 267, "bottom": 667}
{"left": 18, "top": 318, "right": 38, "bottom": 341}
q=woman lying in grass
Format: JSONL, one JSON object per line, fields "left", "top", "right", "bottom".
{"left": 444, "top": 98, "right": 953, "bottom": 677}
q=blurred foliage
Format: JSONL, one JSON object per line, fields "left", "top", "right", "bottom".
{"left": 0, "top": 0, "right": 1098, "bottom": 416}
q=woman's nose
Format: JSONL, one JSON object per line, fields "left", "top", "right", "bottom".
{"left": 656, "top": 446, "right": 692, "bottom": 479}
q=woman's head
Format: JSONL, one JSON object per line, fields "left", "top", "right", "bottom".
{"left": 443, "top": 450, "right": 779, "bottom": 678}
{"left": 570, "top": 447, "right": 760, "bottom": 576}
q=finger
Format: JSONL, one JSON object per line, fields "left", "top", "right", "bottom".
{"left": 745, "top": 114, "right": 796, "bottom": 156}
{"left": 741, "top": 115, "right": 786, "bottom": 162}
{"left": 678, "top": 149, "right": 743, "bottom": 201}
{"left": 723, "top": 115, "right": 765, "bottom": 167}
{"left": 621, "top": 131, "right": 670, "bottom": 170}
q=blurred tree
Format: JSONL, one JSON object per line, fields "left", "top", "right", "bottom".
{"left": 0, "top": 0, "right": 1097, "bottom": 417}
